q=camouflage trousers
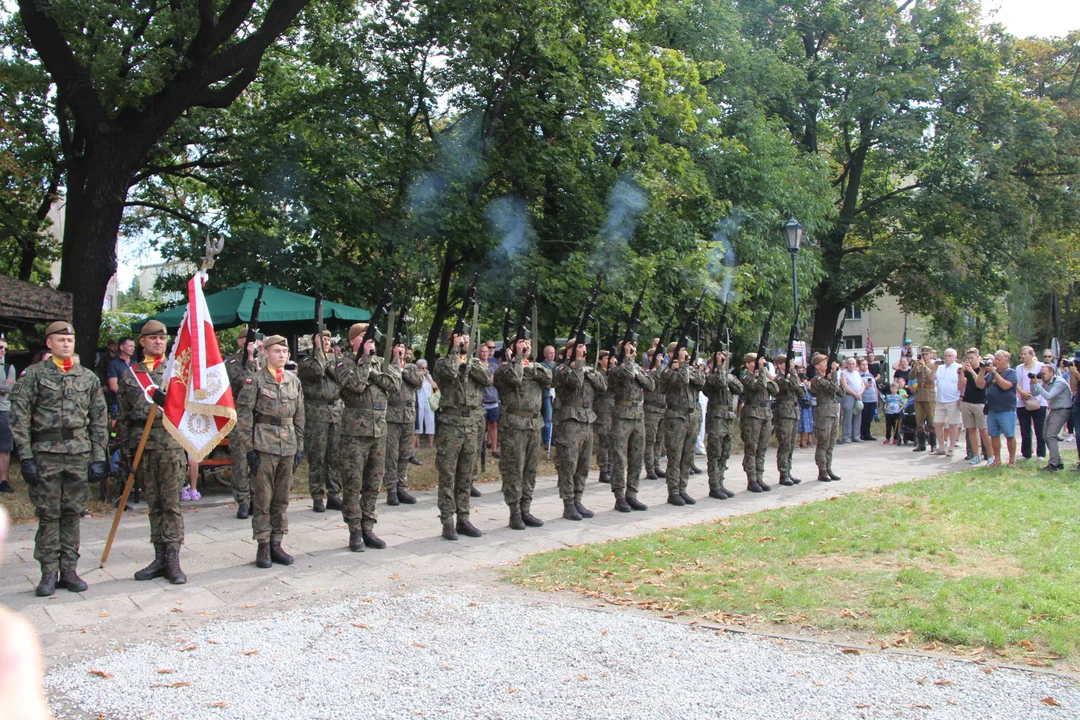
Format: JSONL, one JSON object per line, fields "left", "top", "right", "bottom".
{"left": 305, "top": 418, "right": 342, "bottom": 502}
{"left": 663, "top": 415, "right": 696, "bottom": 495}
{"left": 644, "top": 410, "right": 665, "bottom": 471}
{"left": 251, "top": 452, "right": 293, "bottom": 543}
{"left": 384, "top": 421, "right": 414, "bottom": 494}
{"left": 555, "top": 419, "right": 593, "bottom": 500}
{"left": 28, "top": 451, "right": 89, "bottom": 572}
{"left": 594, "top": 412, "right": 612, "bottom": 472}
{"left": 774, "top": 415, "right": 798, "bottom": 477}
{"left": 139, "top": 447, "right": 186, "bottom": 550}
{"left": 741, "top": 415, "right": 771, "bottom": 482}
{"left": 610, "top": 416, "right": 645, "bottom": 498}
{"left": 340, "top": 434, "right": 383, "bottom": 532}
{"left": 499, "top": 425, "right": 539, "bottom": 512}
{"left": 228, "top": 428, "right": 251, "bottom": 504}
{"left": 705, "top": 417, "right": 733, "bottom": 490}
{"left": 470, "top": 418, "right": 485, "bottom": 484}
{"left": 437, "top": 422, "right": 477, "bottom": 521}
{"left": 815, "top": 416, "right": 838, "bottom": 473}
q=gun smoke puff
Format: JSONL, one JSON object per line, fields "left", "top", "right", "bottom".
{"left": 590, "top": 176, "right": 648, "bottom": 276}
{"left": 405, "top": 114, "right": 487, "bottom": 223}
{"left": 705, "top": 212, "right": 743, "bottom": 301}
{"left": 485, "top": 195, "right": 532, "bottom": 261}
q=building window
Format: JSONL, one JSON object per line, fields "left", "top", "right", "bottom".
{"left": 845, "top": 306, "right": 862, "bottom": 320}
{"left": 843, "top": 335, "right": 862, "bottom": 350}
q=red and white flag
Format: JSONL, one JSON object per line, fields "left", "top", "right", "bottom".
{"left": 160, "top": 271, "right": 237, "bottom": 461}
{"left": 865, "top": 331, "right": 874, "bottom": 358}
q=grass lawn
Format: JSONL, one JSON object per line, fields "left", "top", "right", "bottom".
{"left": 507, "top": 459, "right": 1080, "bottom": 670}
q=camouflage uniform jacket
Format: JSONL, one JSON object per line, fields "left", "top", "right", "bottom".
{"left": 11, "top": 360, "right": 108, "bottom": 462}
{"left": 772, "top": 368, "right": 803, "bottom": 421}
{"left": 608, "top": 361, "right": 655, "bottom": 421}
{"left": 912, "top": 360, "right": 936, "bottom": 402}
{"left": 493, "top": 357, "right": 551, "bottom": 431}
{"left": 116, "top": 357, "right": 182, "bottom": 452}
{"left": 594, "top": 373, "right": 615, "bottom": 417}
{"left": 740, "top": 370, "right": 779, "bottom": 420}
{"left": 296, "top": 348, "right": 343, "bottom": 425}
{"left": 335, "top": 354, "right": 400, "bottom": 438}
{"left": 386, "top": 360, "right": 423, "bottom": 425}
{"left": 643, "top": 368, "right": 667, "bottom": 412}
{"left": 226, "top": 348, "right": 260, "bottom": 399}
{"left": 553, "top": 360, "right": 607, "bottom": 424}
{"left": 810, "top": 375, "right": 843, "bottom": 419}
{"left": 703, "top": 369, "right": 743, "bottom": 421}
{"left": 235, "top": 368, "right": 306, "bottom": 455}
{"left": 432, "top": 355, "right": 492, "bottom": 428}
{"left": 661, "top": 364, "right": 704, "bottom": 419}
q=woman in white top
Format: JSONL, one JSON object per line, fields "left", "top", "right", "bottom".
{"left": 414, "top": 359, "right": 438, "bottom": 448}
{"left": 838, "top": 357, "right": 865, "bottom": 444}
{"left": 1014, "top": 345, "right": 1047, "bottom": 460}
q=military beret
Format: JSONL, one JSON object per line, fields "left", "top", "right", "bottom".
{"left": 320, "top": 330, "right": 333, "bottom": 338}
{"left": 45, "top": 321, "right": 74, "bottom": 337}
{"left": 349, "top": 323, "right": 369, "bottom": 341}
{"left": 141, "top": 320, "right": 168, "bottom": 337}
{"left": 263, "top": 334, "right": 287, "bottom": 349}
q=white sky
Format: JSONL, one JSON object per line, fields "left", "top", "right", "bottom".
{"left": 116, "top": 0, "right": 1080, "bottom": 291}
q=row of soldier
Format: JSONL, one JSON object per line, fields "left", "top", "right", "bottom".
{"left": 12, "top": 318, "right": 848, "bottom": 597}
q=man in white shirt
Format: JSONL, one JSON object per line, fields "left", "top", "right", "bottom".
{"left": 932, "top": 348, "right": 962, "bottom": 457}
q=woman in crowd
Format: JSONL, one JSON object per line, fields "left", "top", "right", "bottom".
{"left": 414, "top": 358, "right": 438, "bottom": 449}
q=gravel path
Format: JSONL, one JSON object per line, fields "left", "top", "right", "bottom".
{"left": 47, "top": 592, "right": 1078, "bottom": 720}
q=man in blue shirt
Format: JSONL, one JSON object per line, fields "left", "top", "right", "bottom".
{"left": 976, "top": 350, "right": 1018, "bottom": 467}
{"left": 105, "top": 337, "right": 136, "bottom": 415}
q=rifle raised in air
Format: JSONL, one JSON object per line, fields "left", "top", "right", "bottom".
{"left": 246, "top": 284, "right": 266, "bottom": 360}
{"left": 755, "top": 302, "right": 776, "bottom": 371}
{"left": 448, "top": 273, "right": 479, "bottom": 357}
{"left": 620, "top": 280, "right": 648, "bottom": 360}
{"left": 827, "top": 315, "right": 847, "bottom": 377}
{"left": 672, "top": 288, "right": 707, "bottom": 363}
{"left": 358, "top": 286, "right": 393, "bottom": 361}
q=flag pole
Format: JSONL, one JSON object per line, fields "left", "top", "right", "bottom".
{"left": 100, "top": 405, "right": 158, "bottom": 567}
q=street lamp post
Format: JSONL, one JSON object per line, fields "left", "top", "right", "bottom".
{"left": 782, "top": 218, "right": 804, "bottom": 346}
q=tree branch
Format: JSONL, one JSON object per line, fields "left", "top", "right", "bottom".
{"left": 124, "top": 200, "right": 205, "bottom": 226}
{"left": 854, "top": 182, "right": 923, "bottom": 216}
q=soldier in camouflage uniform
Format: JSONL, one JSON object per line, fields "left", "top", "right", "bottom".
{"left": 117, "top": 320, "right": 187, "bottom": 584}
{"left": 297, "top": 330, "right": 343, "bottom": 513}
{"left": 493, "top": 336, "right": 551, "bottom": 529}
{"left": 772, "top": 354, "right": 804, "bottom": 487}
{"left": 336, "top": 323, "right": 401, "bottom": 551}
{"left": 661, "top": 343, "right": 704, "bottom": 505}
{"left": 553, "top": 339, "right": 607, "bottom": 520}
{"left": 810, "top": 353, "right": 843, "bottom": 481}
{"left": 607, "top": 341, "right": 654, "bottom": 512}
{"left": 433, "top": 331, "right": 492, "bottom": 540}
{"left": 226, "top": 328, "right": 260, "bottom": 519}
{"left": 12, "top": 321, "right": 108, "bottom": 596}
{"left": 642, "top": 348, "right": 667, "bottom": 480}
{"left": 384, "top": 338, "right": 423, "bottom": 506}
{"left": 702, "top": 351, "right": 742, "bottom": 500}
{"left": 234, "top": 335, "right": 305, "bottom": 568}
{"left": 593, "top": 350, "right": 615, "bottom": 484}
{"left": 740, "top": 352, "right": 779, "bottom": 493}
{"left": 467, "top": 344, "right": 496, "bottom": 498}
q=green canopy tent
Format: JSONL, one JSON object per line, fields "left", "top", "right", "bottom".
{"left": 131, "top": 281, "right": 371, "bottom": 336}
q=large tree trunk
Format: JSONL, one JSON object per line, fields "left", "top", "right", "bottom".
{"left": 809, "top": 285, "right": 845, "bottom": 356}
{"left": 58, "top": 140, "right": 140, "bottom": 358}
{"left": 424, "top": 246, "right": 456, "bottom": 363}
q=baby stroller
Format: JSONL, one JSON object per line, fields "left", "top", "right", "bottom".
{"left": 899, "top": 396, "right": 917, "bottom": 445}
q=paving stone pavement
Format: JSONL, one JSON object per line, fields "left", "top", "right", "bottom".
{"left": 0, "top": 441, "right": 965, "bottom": 664}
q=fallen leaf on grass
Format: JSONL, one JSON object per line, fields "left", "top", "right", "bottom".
{"left": 88, "top": 670, "right": 112, "bottom": 679}
{"left": 915, "top": 676, "right": 927, "bottom": 685}
{"left": 813, "top": 680, "right": 824, "bottom": 687}
{"left": 1041, "top": 697, "right": 1062, "bottom": 707}
{"left": 934, "top": 680, "right": 954, "bottom": 686}
{"left": 170, "top": 608, "right": 183, "bottom": 613}
{"left": 908, "top": 704, "right": 932, "bottom": 710}
{"left": 237, "top": 604, "right": 257, "bottom": 609}
{"left": 507, "top": 687, "right": 517, "bottom": 693}
{"left": 99, "top": 611, "right": 110, "bottom": 618}
{"left": 855, "top": 704, "right": 871, "bottom": 709}
{"left": 578, "top": 675, "right": 588, "bottom": 681}
{"left": 156, "top": 669, "right": 174, "bottom": 675}
{"left": 242, "top": 650, "right": 258, "bottom": 656}
{"left": 152, "top": 682, "right": 191, "bottom": 688}
{"left": 442, "top": 663, "right": 454, "bottom": 671}
{"left": 206, "top": 640, "right": 220, "bottom": 645}
{"left": 467, "top": 602, "right": 480, "bottom": 607}
{"left": 840, "top": 609, "right": 857, "bottom": 619}
{"left": 412, "top": 642, "right": 427, "bottom": 648}
{"left": 842, "top": 648, "right": 860, "bottom": 655}
{"left": 178, "top": 645, "right": 197, "bottom": 652}
{"left": 351, "top": 623, "right": 370, "bottom": 629}
{"left": 757, "top": 536, "right": 777, "bottom": 543}
{"left": 208, "top": 702, "right": 227, "bottom": 708}
{"left": 947, "top": 699, "right": 959, "bottom": 706}
{"left": 1020, "top": 639, "right": 1037, "bottom": 651}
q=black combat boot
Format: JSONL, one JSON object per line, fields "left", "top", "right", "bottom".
{"left": 58, "top": 568, "right": 88, "bottom": 592}
{"left": 645, "top": 468, "right": 658, "bottom": 480}
{"left": 667, "top": 492, "right": 686, "bottom": 506}
{"left": 509, "top": 511, "right": 526, "bottom": 530}
{"left": 134, "top": 544, "right": 167, "bottom": 581}
{"left": 236, "top": 501, "right": 251, "bottom": 519}
{"left": 326, "top": 496, "right": 343, "bottom": 511}
{"left": 442, "top": 519, "right": 459, "bottom": 541}
{"left": 470, "top": 486, "right": 482, "bottom": 498}
{"left": 721, "top": 483, "right": 735, "bottom": 498}
{"left": 747, "top": 479, "right": 763, "bottom": 493}
{"left": 313, "top": 497, "right": 326, "bottom": 513}
{"left": 386, "top": 490, "right": 399, "bottom": 506}
{"left": 779, "top": 474, "right": 795, "bottom": 487}
{"left": 0, "top": 479, "right": 13, "bottom": 493}
{"left": 599, "top": 471, "right": 611, "bottom": 484}
{"left": 913, "top": 432, "right": 926, "bottom": 452}
{"left": 574, "top": 497, "right": 594, "bottom": 519}
{"left": 614, "top": 495, "right": 631, "bottom": 513}
{"left": 456, "top": 518, "right": 482, "bottom": 537}
{"left": 349, "top": 530, "right": 366, "bottom": 551}
{"left": 626, "top": 495, "right": 648, "bottom": 511}
{"left": 269, "top": 542, "right": 294, "bottom": 565}
{"left": 679, "top": 491, "right": 696, "bottom": 505}
{"left": 397, "top": 488, "right": 417, "bottom": 505}
{"left": 520, "top": 505, "right": 544, "bottom": 527}
{"left": 757, "top": 475, "right": 772, "bottom": 492}
{"left": 164, "top": 548, "right": 187, "bottom": 585}
{"left": 817, "top": 472, "right": 832, "bottom": 482}
{"left": 562, "top": 499, "right": 583, "bottom": 521}
{"left": 361, "top": 530, "right": 386, "bottom": 549}
{"left": 709, "top": 487, "right": 728, "bottom": 499}
{"left": 827, "top": 468, "right": 842, "bottom": 481}
{"left": 690, "top": 463, "right": 702, "bottom": 475}
{"left": 654, "top": 466, "right": 666, "bottom": 479}
{"left": 35, "top": 571, "right": 57, "bottom": 597}
{"left": 255, "top": 543, "right": 271, "bottom": 568}
{"left": 790, "top": 475, "right": 802, "bottom": 485}
{"left": 928, "top": 431, "right": 938, "bottom": 453}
